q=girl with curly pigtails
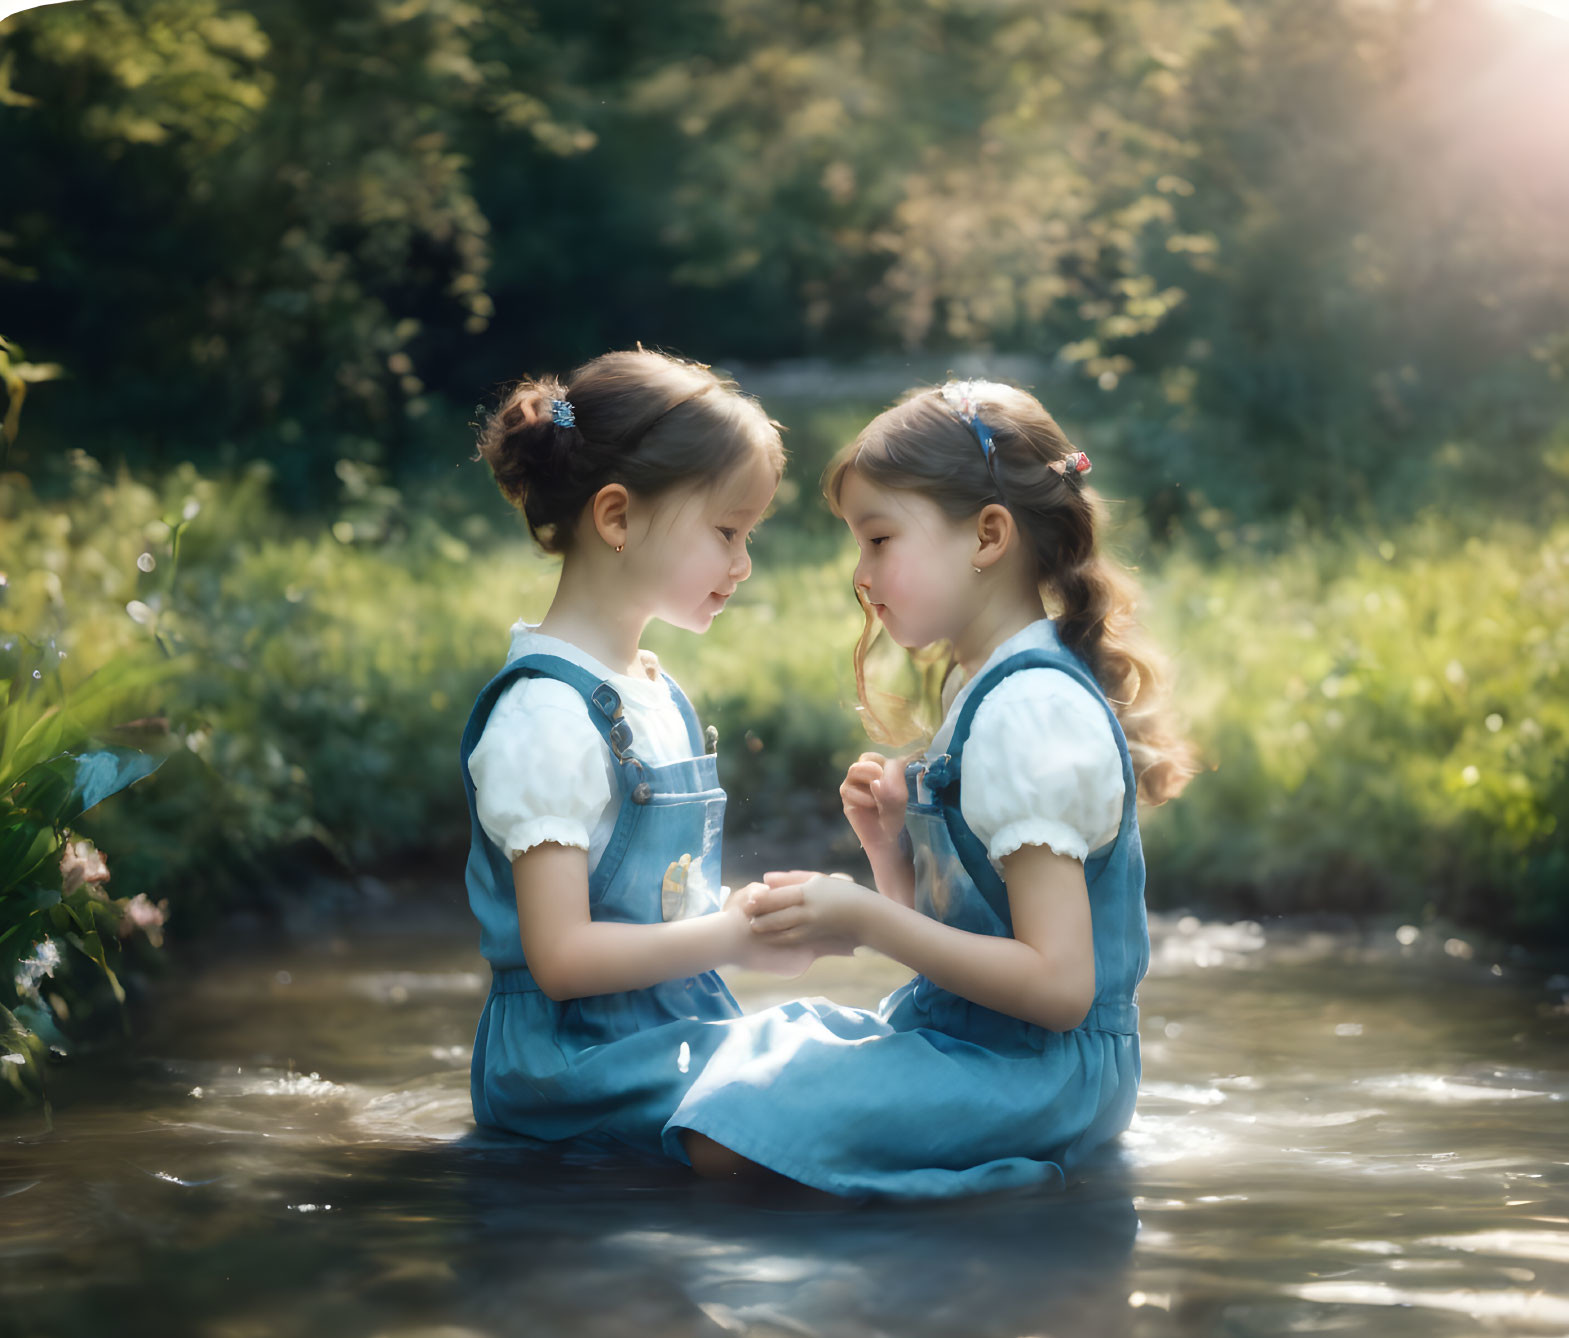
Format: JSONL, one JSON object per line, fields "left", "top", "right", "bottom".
{"left": 669, "top": 381, "right": 1197, "bottom": 1198}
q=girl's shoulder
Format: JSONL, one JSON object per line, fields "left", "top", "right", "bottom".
{"left": 475, "top": 675, "right": 605, "bottom": 772}
{"left": 970, "top": 668, "right": 1116, "bottom": 751}
{"left": 488, "top": 672, "right": 599, "bottom": 725}
{"left": 941, "top": 620, "right": 1106, "bottom": 737}
{"left": 482, "top": 630, "right": 691, "bottom": 765}
{"left": 960, "top": 669, "right": 1126, "bottom": 851}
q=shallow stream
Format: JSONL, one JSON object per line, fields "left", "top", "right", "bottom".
{"left": 4, "top": 911, "right": 1566, "bottom": 1337}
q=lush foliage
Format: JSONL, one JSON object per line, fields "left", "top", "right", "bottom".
{"left": 1144, "top": 509, "right": 1569, "bottom": 936}
{"left": 1, "top": 330, "right": 171, "bottom": 1107}
{"left": 0, "top": 453, "right": 866, "bottom": 917}
{"left": 6, "top": 454, "right": 1567, "bottom": 951}
{"left": 0, "top": 637, "right": 169, "bottom": 1107}
{"left": 2, "top": 0, "right": 1566, "bottom": 517}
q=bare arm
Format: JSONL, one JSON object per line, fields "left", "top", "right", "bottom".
{"left": 751, "top": 844, "right": 1095, "bottom": 1031}
{"left": 862, "top": 837, "right": 916, "bottom": 909}
{"left": 516, "top": 842, "right": 806, "bottom": 1000}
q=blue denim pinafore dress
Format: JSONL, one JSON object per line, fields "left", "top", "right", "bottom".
{"left": 462, "top": 653, "right": 746, "bottom": 1158}
{"left": 664, "top": 622, "right": 1147, "bottom": 1198}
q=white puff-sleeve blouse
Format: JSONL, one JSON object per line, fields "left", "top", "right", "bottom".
{"left": 466, "top": 625, "right": 697, "bottom": 870}
{"left": 944, "top": 669, "right": 1126, "bottom": 866}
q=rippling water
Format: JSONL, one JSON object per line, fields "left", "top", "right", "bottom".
{"left": 3, "top": 912, "right": 1566, "bottom": 1337}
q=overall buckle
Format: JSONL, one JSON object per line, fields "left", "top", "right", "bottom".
{"left": 924, "top": 752, "right": 956, "bottom": 792}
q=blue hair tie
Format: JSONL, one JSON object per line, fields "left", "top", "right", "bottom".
{"left": 940, "top": 380, "right": 1001, "bottom": 468}
{"left": 550, "top": 398, "right": 575, "bottom": 429}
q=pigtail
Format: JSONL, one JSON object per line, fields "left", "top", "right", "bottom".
{"left": 1054, "top": 547, "right": 1198, "bottom": 806}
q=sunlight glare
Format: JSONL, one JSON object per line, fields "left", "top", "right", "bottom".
{"left": 1501, "top": 0, "right": 1569, "bottom": 18}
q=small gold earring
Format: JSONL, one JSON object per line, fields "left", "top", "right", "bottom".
{"left": 973, "top": 566, "right": 982, "bottom": 574}
{"left": 615, "top": 543, "right": 624, "bottom": 553}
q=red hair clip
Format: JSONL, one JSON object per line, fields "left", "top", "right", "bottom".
{"left": 1050, "top": 451, "right": 1091, "bottom": 479}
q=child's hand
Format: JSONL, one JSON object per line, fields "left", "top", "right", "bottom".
{"left": 840, "top": 752, "right": 909, "bottom": 855}
{"left": 747, "top": 871, "right": 876, "bottom": 947}
{"left": 739, "top": 934, "right": 819, "bottom": 977}
{"left": 724, "top": 881, "right": 815, "bottom": 977}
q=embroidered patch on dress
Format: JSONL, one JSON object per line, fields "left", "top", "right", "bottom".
{"left": 661, "top": 854, "right": 694, "bottom": 921}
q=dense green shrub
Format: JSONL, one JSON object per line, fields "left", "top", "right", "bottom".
{"left": 0, "top": 454, "right": 869, "bottom": 925}
{"left": 1144, "top": 516, "right": 1569, "bottom": 938}
{"left": 6, "top": 452, "right": 1565, "bottom": 946}
{"left": 0, "top": 638, "right": 169, "bottom": 1108}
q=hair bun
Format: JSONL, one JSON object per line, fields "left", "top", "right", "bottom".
{"left": 474, "top": 348, "right": 783, "bottom": 557}
{"left": 477, "top": 379, "right": 577, "bottom": 514}
{"left": 501, "top": 384, "right": 576, "bottom": 464}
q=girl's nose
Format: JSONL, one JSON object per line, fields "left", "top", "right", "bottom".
{"left": 731, "top": 545, "right": 752, "bottom": 583}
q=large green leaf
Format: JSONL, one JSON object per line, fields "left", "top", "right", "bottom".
{"left": 0, "top": 748, "right": 165, "bottom": 898}
{"left": 0, "top": 816, "right": 57, "bottom": 899}
{"left": 0, "top": 654, "right": 168, "bottom": 797}
{"left": 10, "top": 1000, "right": 69, "bottom": 1055}
{"left": 8, "top": 747, "right": 166, "bottom": 827}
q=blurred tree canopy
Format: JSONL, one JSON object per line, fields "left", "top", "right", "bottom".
{"left": 2, "top": 0, "right": 1566, "bottom": 515}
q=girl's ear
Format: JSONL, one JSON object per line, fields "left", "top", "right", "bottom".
{"left": 590, "top": 483, "right": 631, "bottom": 552}
{"left": 973, "top": 503, "right": 1015, "bottom": 571}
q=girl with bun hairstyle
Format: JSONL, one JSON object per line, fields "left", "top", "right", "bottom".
{"left": 667, "top": 381, "right": 1198, "bottom": 1198}
{"left": 462, "top": 348, "right": 825, "bottom": 1161}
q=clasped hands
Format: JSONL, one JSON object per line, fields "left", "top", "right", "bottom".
{"left": 739, "top": 747, "right": 909, "bottom": 950}
{"left": 722, "top": 872, "right": 869, "bottom": 973}
{"left": 723, "top": 750, "right": 909, "bottom": 975}
{"left": 745, "top": 869, "right": 875, "bottom": 950}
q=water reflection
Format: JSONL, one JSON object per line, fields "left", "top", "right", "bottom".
{"left": 431, "top": 1139, "right": 1139, "bottom": 1337}
{"left": 2, "top": 912, "right": 1566, "bottom": 1337}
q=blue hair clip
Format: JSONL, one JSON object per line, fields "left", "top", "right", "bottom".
{"left": 550, "top": 398, "right": 575, "bottom": 429}
{"left": 970, "top": 415, "right": 996, "bottom": 464}
{"left": 940, "top": 380, "right": 1000, "bottom": 466}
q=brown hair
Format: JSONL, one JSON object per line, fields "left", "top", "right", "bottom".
{"left": 826, "top": 384, "right": 1197, "bottom": 806}
{"left": 477, "top": 349, "right": 784, "bottom": 554}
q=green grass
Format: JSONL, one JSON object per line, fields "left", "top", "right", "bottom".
{"left": 4, "top": 449, "right": 1565, "bottom": 950}
{"left": 1143, "top": 517, "right": 1568, "bottom": 935}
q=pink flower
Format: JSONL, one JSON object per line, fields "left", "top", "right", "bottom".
{"left": 118, "top": 893, "right": 168, "bottom": 948}
{"left": 59, "top": 839, "right": 110, "bottom": 895}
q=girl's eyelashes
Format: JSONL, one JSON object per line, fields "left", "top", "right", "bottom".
{"left": 868, "top": 536, "right": 889, "bottom": 547}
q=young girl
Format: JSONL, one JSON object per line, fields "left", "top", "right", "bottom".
{"left": 665, "top": 380, "right": 1197, "bottom": 1197}
{"left": 462, "top": 348, "right": 819, "bottom": 1161}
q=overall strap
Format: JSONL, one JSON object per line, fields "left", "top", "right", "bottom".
{"left": 924, "top": 646, "right": 1139, "bottom": 863}
{"left": 658, "top": 671, "right": 712, "bottom": 757}
{"left": 459, "top": 652, "right": 652, "bottom": 801}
